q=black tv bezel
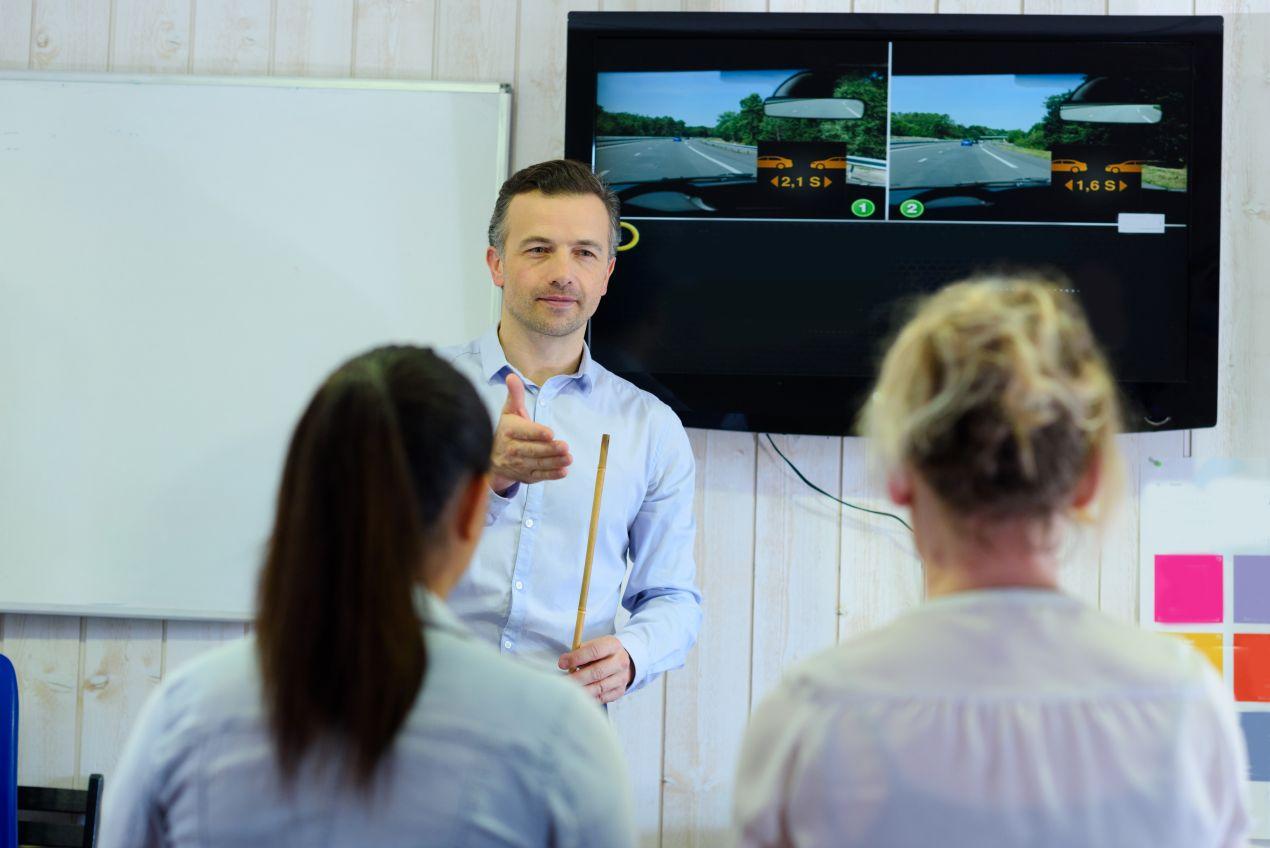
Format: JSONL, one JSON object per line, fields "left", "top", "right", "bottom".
{"left": 565, "top": 12, "right": 1223, "bottom": 435}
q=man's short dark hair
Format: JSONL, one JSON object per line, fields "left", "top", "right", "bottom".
{"left": 488, "top": 159, "right": 621, "bottom": 257}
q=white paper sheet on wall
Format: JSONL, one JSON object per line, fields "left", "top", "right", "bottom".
{"left": 1139, "top": 458, "right": 1270, "bottom": 839}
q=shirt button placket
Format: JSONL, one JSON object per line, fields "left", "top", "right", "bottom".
{"left": 507, "top": 479, "right": 540, "bottom": 654}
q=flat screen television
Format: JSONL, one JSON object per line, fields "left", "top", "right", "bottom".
{"left": 564, "top": 13, "right": 1222, "bottom": 435}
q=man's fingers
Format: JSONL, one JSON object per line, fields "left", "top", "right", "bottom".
{"left": 503, "top": 440, "right": 570, "bottom": 461}
{"left": 562, "top": 638, "right": 629, "bottom": 704}
{"left": 583, "top": 673, "right": 625, "bottom": 704}
{"left": 499, "top": 416, "right": 555, "bottom": 443}
{"left": 503, "top": 373, "right": 529, "bottom": 418}
{"left": 497, "top": 437, "right": 571, "bottom": 482}
{"left": 558, "top": 640, "right": 606, "bottom": 670}
{"left": 492, "top": 405, "right": 569, "bottom": 485}
{"left": 518, "top": 453, "right": 572, "bottom": 472}
{"left": 569, "top": 654, "right": 622, "bottom": 686}
{"left": 508, "top": 454, "right": 572, "bottom": 472}
{"left": 520, "top": 455, "right": 572, "bottom": 472}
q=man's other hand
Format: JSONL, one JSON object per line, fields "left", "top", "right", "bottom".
{"left": 559, "top": 636, "right": 635, "bottom": 705}
{"left": 490, "top": 373, "right": 571, "bottom": 494}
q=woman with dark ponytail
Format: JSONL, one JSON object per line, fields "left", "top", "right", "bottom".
{"left": 103, "top": 346, "right": 634, "bottom": 847}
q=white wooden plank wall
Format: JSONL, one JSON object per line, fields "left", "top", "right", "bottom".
{"left": 1, "top": 2, "right": 1266, "bottom": 847}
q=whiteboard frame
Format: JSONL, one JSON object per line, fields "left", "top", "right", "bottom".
{"left": 0, "top": 71, "right": 511, "bottom": 97}
{"left": 0, "top": 72, "right": 512, "bottom": 620}
{"left": 0, "top": 71, "right": 511, "bottom": 330}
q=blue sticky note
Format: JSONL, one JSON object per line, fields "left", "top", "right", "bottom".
{"left": 1241, "top": 712, "right": 1270, "bottom": 782}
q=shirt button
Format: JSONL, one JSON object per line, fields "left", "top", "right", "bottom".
{"left": 504, "top": 640, "right": 512, "bottom": 650}
{"left": 524, "top": 518, "right": 534, "bottom": 528}
{"left": 515, "top": 580, "right": 524, "bottom": 590}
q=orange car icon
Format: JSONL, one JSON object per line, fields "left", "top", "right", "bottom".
{"left": 811, "top": 156, "right": 849, "bottom": 170}
{"left": 757, "top": 155, "right": 794, "bottom": 170}
{"left": 1106, "top": 160, "right": 1148, "bottom": 173}
{"left": 1051, "top": 158, "right": 1088, "bottom": 174}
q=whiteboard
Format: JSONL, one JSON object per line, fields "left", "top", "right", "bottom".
{"left": 0, "top": 73, "right": 511, "bottom": 620}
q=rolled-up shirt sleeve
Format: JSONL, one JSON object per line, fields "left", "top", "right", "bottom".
{"left": 617, "top": 411, "right": 702, "bottom": 692}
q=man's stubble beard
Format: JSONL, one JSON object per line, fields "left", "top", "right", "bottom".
{"left": 505, "top": 291, "right": 589, "bottom": 338}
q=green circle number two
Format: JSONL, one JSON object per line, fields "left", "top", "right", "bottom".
{"left": 899, "top": 199, "right": 925, "bottom": 219}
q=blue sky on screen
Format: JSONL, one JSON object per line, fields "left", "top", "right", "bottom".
{"left": 597, "top": 70, "right": 800, "bottom": 127}
{"left": 890, "top": 74, "right": 1085, "bottom": 131}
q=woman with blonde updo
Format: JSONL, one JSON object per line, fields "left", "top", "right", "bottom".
{"left": 733, "top": 276, "right": 1249, "bottom": 848}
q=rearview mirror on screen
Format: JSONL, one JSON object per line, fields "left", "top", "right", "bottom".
{"left": 1060, "top": 103, "right": 1163, "bottom": 123}
{"left": 763, "top": 97, "right": 864, "bottom": 119}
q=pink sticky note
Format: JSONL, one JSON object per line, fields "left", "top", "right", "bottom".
{"left": 1155, "top": 554, "right": 1223, "bottom": 623}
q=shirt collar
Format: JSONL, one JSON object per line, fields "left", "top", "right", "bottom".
{"left": 477, "top": 324, "right": 596, "bottom": 395}
{"left": 414, "top": 587, "right": 472, "bottom": 639}
{"left": 921, "top": 586, "right": 1077, "bottom": 612}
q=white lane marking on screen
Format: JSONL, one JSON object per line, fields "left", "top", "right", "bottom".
{"left": 918, "top": 157, "right": 927, "bottom": 163}
{"left": 685, "top": 141, "right": 742, "bottom": 174}
{"left": 978, "top": 144, "right": 1018, "bottom": 169}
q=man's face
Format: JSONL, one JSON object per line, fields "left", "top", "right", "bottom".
{"left": 487, "top": 191, "right": 615, "bottom": 339}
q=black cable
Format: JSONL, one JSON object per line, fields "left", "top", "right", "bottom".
{"left": 763, "top": 433, "right": 913, "bottom": 533}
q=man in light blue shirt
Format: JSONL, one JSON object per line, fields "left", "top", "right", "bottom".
{"left": 442, "top": 160, "right": 702, "bottom": 704}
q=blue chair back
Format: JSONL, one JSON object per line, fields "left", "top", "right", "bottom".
{"left": 0, "top": 653, "right": 16, "bottom": 848}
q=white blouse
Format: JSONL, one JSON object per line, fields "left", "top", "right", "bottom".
{"left": 735, "top": 589, "right": 1249, "bottom": 848}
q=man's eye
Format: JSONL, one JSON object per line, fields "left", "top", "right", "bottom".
{"left": 527, "top": 246, "right": 549, "bottom": 255}
{"left": 577, "top": 249, "right": 596, "bottom": 258}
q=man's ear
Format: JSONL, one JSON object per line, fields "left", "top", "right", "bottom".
{"left": 486, "top": 246, "right": 506, "bottom": 290}
{"left": 887, "top": 467, "right": 914, "bottom": 507}
{"left": 601, "top": 254, "right": 615, "bottom": 296}
{"left": 455, "top": 472, "right": 490, "bottom": 544}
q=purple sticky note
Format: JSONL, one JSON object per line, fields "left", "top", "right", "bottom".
{"left": 1155, "top": 554, "right": 1223, "bottom": 623}
{"left": 1234, "top": 556, "right": 1270, "bottom": 624}
{"left": 1241, "top": 712, "right": 1270, "bottom": 782}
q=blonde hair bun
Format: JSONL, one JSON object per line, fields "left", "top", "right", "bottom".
{"left": 861, "top": 273, "right": 1122, "bottom": 519}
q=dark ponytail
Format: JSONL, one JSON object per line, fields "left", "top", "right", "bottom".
{"left": 255, "top": 346, "right": 492, "bottom": 788}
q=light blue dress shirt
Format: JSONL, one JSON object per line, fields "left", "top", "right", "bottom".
{"left": 101, "top": 591, "right": 634, "bottom": 848}
{"left": 441, "top": 327, "right": 702, "bottom": 691}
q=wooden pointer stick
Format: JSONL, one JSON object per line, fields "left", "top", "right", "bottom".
{"left": 572, "top": 434, "right": 611, "bottom": 653}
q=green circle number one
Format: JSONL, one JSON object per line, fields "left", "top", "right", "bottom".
{"left": 900, "top": 199, "right": 925, "bottom": 219}
{"left": 850, "top": 198, "right": 876, "bottom": 218}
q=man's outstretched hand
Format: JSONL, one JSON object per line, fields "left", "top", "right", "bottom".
{"left": 559, "top": 636, "right": 635, "bottom": 705}
{"left": 490, "top": 373, "right": 572, "bottom": 495}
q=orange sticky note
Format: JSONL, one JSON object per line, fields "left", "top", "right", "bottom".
{"left": 1234, "top": 634, "right": 1270, "bottom": 703}
{"left": 1171, "top": 632, "right": 1222, "bottom": 675}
